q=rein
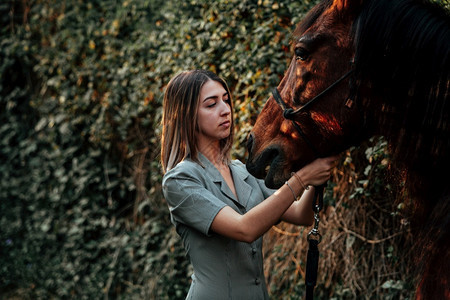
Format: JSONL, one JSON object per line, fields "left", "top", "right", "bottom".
{"left": 305, "top": 183, "right": 324, "bottom": 300}
{"left": 271, "top": 68, "right": 354, "bottom": 300}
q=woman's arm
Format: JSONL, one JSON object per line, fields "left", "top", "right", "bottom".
{"left": 280, "top": 186, "right": 316, "bottom": 226}
{"left": 210, "top": 176, "right": 302, "bottom": 243}
{"left": 210, "top": 156, "right": 337, "bottom": 243}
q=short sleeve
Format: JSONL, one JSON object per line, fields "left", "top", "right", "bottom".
{"left": 162, "top": 170, "right": 227, "bottom": 236}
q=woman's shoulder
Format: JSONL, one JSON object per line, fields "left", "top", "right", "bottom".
{"left": 230, "top": 159, "right": 253, "bottom": 177}
{"left": 163, "top": 158, "right": 205, "bottom": 181}
{"left": 230, "top": 158, "right": 246, "bottom": 169}
{"left": 229, "top": 159, "right": 254, "bottom": 181}
{"left": 230, "top": 158, "right": 276, "bottom": 195}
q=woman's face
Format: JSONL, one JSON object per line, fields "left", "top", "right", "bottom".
{"left": 196, "top": 79, "right": 231, "bottom": 147}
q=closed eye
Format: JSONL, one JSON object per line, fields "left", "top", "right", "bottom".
{"left": 295, "top": 47, "right": 310, "bottom": 61}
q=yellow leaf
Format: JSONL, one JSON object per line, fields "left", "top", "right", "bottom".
{"left": 112, "top": 19, "right": 120, "bottom": 30}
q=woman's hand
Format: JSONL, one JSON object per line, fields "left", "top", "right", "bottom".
{"left": 294, "top": 155, "right": 339, "bottom": 187}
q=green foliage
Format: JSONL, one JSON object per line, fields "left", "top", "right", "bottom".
{"left": 1, "top": 0, "right": 186, "bottom": 298}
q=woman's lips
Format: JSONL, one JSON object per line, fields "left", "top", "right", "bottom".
{"left": 220, "top": 120, "right": 230, "bottom": 128}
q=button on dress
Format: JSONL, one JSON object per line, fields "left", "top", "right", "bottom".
{"left": 162, "top": 153, "right": 275, "bottom": 300}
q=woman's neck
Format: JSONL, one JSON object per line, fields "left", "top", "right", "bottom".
{"left": 198, "top": 141, "right": 225, "bottom": 168}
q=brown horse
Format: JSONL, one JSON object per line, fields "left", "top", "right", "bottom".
{"left": 246, "top": 0, "right": 449, "bottom": 299}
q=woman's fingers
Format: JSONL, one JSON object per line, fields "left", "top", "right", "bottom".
{"left": 306, "top": 155, "right": 339, "bottom": 185}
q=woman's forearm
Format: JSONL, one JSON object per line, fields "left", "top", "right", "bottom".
{"left": 210, "top": 156, "right": 336, "bottom": 243}
{"left": 280, "top": 186, "right": 315, "bottom": 225}
{"left": 211, "top": 176, "right": 305, "bottom": 243}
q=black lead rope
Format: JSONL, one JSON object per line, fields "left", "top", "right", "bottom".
{"left": 305, "top": 182, "right": 325, "bottom": 300}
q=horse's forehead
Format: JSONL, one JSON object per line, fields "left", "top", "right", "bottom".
{"left": 300, "top": 4, "right": 354, "bottom": 46}
{"left": 304, "top": 4, "right": 348, "bottom": 34}
{"left": 318, "top": 0, "right": 361, "bottom": 25}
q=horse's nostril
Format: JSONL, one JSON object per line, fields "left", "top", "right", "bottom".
{"left": 247, "top": 133, "right": 254, "bottom": 153}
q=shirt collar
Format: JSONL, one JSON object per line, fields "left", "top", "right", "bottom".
{"left": 198, "top": 152, "right": 252, "bottom": 207}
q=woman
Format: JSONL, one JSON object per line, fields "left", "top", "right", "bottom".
{"left": 161, "top": 70, "right": 336, "bottom": 299}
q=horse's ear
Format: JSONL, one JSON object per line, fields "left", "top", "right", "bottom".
{"left": 331, "top": 0, "right": 363, "bottom": 14}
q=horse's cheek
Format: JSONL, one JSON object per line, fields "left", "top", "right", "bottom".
{"left": 310, "top": 111, "right": 343, "bottom": 135}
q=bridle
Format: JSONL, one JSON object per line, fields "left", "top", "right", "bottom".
{"left": 271, "top": 69, "right": 354, "bottom": 158}
{"left": 271, "top": 68, "right": 354, "bottom": 300}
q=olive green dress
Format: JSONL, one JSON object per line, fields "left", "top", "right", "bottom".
{"left": 162, "top": 153, "right": 275, "bottom": 300}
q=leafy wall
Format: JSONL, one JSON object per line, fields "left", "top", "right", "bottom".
{"left": 1, "top": 0, "right": 446, "bottom": 299}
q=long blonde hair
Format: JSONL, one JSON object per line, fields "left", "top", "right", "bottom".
{"left": 161, "top": 70, "right": 234, "bottom": 173}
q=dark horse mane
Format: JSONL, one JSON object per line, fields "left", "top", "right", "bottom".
{"left": 351, "top": 0, "right": 450, "bottom": 220}
{"left": 352, "top": 0, "right": 450, "bottom": 296}
{"left": 353, "top": 0, "right": 450, "bottom": 174}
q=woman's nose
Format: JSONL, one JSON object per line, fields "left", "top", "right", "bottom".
{"left": 220, "top": 100, "right": 231, "bottom": 115}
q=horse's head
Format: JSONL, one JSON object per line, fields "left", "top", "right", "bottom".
{"left": 247, "top": 0, "right": 365, "bottom": 188}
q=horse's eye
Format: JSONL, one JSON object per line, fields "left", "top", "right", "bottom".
{"left": 295, "top": 47, "right": 309, "bottom": 61}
